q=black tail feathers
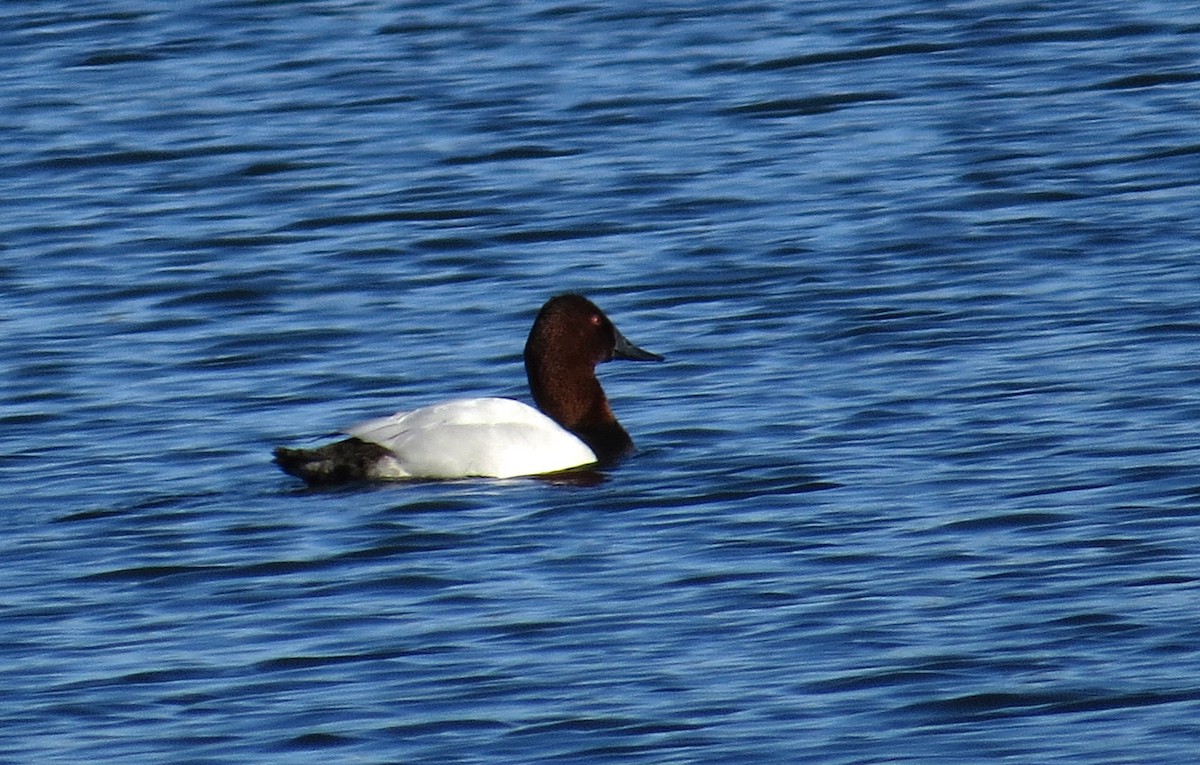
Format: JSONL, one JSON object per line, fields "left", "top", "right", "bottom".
{"left": 273, "top": 437, "right": 393, "bottom": 486}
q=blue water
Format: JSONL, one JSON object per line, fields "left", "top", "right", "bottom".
{"left": 4, "top": 1, "right": 1200, "bottom": 762}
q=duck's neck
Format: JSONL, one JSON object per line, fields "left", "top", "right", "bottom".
{"left": 527, "top": 361, "right": 633, "bottom": 463}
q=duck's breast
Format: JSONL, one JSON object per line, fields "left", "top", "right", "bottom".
{"left": 346, "top": 397, "right": 597, "bottom": 479}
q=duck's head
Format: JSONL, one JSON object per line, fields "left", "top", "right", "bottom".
{"left": 525, "top": 293, "right": 664, "bottom": 368}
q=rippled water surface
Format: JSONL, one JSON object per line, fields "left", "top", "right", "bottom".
{"left": 4, "top": 1, "right": 1200, "bottom": 762}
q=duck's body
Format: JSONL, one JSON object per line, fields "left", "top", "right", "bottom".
{"left": 353, "top": 397, "right": 597, "bottom": 479}
{"left": 273, "top": 294, "right": 662, "bottom": 485}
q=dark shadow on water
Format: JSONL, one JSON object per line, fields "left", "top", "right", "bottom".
{"left": 274, "top": 467, "right": 610, "bottom": 496}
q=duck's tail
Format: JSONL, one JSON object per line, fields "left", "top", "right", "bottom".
{"left": 273, "top": 437, "right": 393, "bottom": 486}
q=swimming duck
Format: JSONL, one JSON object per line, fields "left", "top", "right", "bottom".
{"left": 273, "top": 294, "right": 663, "bottom": 484}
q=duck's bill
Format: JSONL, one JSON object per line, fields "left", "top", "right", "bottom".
{"left": 613, "top": 328, "right": 665, "bottom": 362}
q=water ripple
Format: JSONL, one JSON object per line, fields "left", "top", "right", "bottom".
{"left": 3, "top": 1, "right": 1200, "bottom": 763}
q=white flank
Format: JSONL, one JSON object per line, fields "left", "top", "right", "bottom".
{"left": 346, "top": 397, "right": 597, "bottom": 479}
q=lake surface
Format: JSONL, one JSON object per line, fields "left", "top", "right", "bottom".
{"left": 3, "top": 1, "right": 1200, "bottom": 762}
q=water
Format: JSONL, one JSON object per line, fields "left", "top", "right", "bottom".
{"left": 3, "top": 1, "right": 1200, "bottom": 762}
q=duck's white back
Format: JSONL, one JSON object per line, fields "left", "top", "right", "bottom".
{"left": 347, "top": 397, "right": 597, "bottom": 479}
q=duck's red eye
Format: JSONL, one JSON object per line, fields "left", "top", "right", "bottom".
{"left": 590, "top": 313, "right": 602, "bottom": 326}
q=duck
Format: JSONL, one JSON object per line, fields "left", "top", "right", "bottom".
{"left": 273, "top": 293, "right": 663, "bottom": 484}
